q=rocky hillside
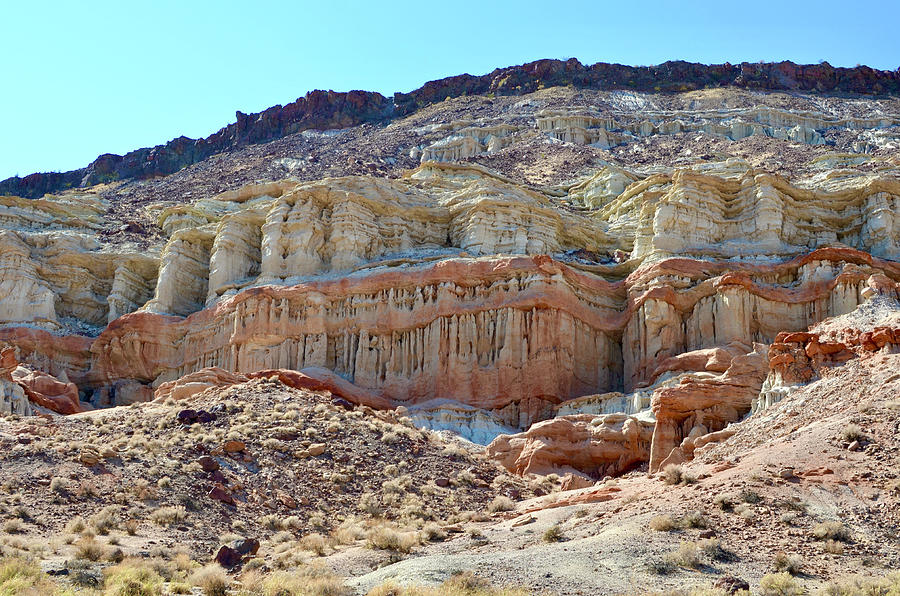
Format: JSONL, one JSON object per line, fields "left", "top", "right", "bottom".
{"left": 1, "top": 60, "right": 899, "bottom": 595}
{"left": 3, "top": 58, "right": 899, "bottom": 199}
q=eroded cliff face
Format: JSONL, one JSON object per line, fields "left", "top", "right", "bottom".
{"left": 2, "top": 85, "right": 899, "bottom": 481}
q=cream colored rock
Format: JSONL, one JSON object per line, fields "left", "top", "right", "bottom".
{"left": 421, "top": 123, "right": 519, "bottom": 162}
{"left": 0, "top": 377, "right": 30, "bottom": 416}
{"left": 407, "top": 399, "right": 518, "bottom": 445}
{"left": 486, "top": 413, "right": 654, "bottom": 478}
{"left": 0, "top": 231, "right": 57, "bottom": 326}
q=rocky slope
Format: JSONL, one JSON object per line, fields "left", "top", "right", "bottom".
{"left": 1, "top": 62, "right": 899, "bottom": 594}
{"left": 3, "top": 58, "right": 899, "bottom": 199}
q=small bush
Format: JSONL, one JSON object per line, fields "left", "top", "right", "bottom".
{"left": 819, "top": 573, "right": 900, "bottom": 596}
{"left": 542, "top": 524, "right": 564, "bottom": 543}
{"left": 740, "top": 489, "right": 762, "bottom": 504}
{"left": 645, "top": 558, "right": 676, "bottom": 575}
{"left": 0, "top": 556, "right": 56, "bottom": 593}
{"left": 650, "top": 515, "right": 676, "bottom": 531}
{"left": 49, "top": 477, "right": 68, "bottom": 494}
{"left": 812, "top": 521, "right": 851, "bottom": 542}
{"left": 663, "top": 464, "right": 683, "bottom": 485}
{"left": 698, "top": 538, "right": 729, "bottom": 561}
{"left": 366, "top": 526, "right": 419, "bottom": 553}
{"left": 150, "top": 506, "right": 187, "bottom": 527}
{"left": 714, "top": 494, "right": 734, "bottom": 511}
{"left": 736, "top": 503, "right": 756, "bottom": 522}
{"left": 190, "top": 564, "right": 229, "bottom": 596}
{"left": 300, "top": 533, "right": 328, "bottom": 556}
{"left": 422, "top": 522, "right": 447, "bottom": 542}
{"left": 75, "top": 537, "right": 108, "bottom": 561}
{"left": 257, "top": 568, "right": 350, "bottom": 596}
{"left": 841, "top": 424, "right": 865, "bottom": 443}
{"left": 759, "top": 572, "right": 805, "bottom": 596}
{"left": 823, "top": 540, "right": 844, "bottom": 555}
{"left": 487, "top": 496, "right": 515, "bottom": 513}
{"left": 103, "top": 560, "right": 164, "bottom": 596}
{"left": 680, "top": 511, "right": 708, "bottom": 529}
{"left": 773, "top": 551, "right": 804, "bottom": 575}
{"left": 781, "top": 512, "right": 799, "bottom": 526}
{"left": 90, "top": 505, "right": 120, "bottom": 534}
{"left": 665, "top": 541, "right": 701, "bottom": 568}
{"left": 65, "top": 516, "right": 87, "bottom": 534}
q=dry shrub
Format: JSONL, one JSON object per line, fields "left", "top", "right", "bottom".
{"left": 90, "top": 505, "right": 120, "bottom": 534}
{"left": 663, "top": 464, "right": 683, "bottom": 485}
{"left": 151, "top": 506, "right": 187, "bottom": 526}
{"left": 650, "top": 515, "right": 676, "bottom": 532}
{"left": 487, "top": 496, "right": 515, "bottom": 513}
{"left": 773, "top": 551, "right": 804, "bottom": 575}
{"left": 366, "top": 526, "right": 420, "bottom": 553}
{"left": 75, "top": 536, "right": 108, "bottom": 561}
{"left": 759, "top": 572, "right": 805, "bottom": 596}
{"left": 103, "top": 559, "right": 164, "bottom": 596}
{"left": 300, "top": 533, "right": 328, "bottom": 556}
{"left": 812, "top": 521, "right": 851, "bottom": 542}
{"left": 664, "top": 541, "right": 701, "bottom": 569}
{"left": 0, "top": 556, "right": 59, "bottom": 594}
{"left": 190, "top": 564, "right": 229, "bottom": 596}
{"left": 542, "top": 524, "right": 564, "bottom": 543}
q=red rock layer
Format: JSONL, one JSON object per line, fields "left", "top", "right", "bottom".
{"left": 649, "top": 345, "right": 769, "bottom": 472}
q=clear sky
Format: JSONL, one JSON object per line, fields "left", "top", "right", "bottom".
{"left": 2, "top": 0, "right": 898, "bottom": 180}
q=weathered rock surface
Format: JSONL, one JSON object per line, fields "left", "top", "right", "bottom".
{"left": 12, "top": 365, "right": 84, "bottom": 415}
{"left": 2, "top": 77, "right": 900, "bottom": 491}
{"left": 5, "top": 58, "right": 899, "bottom": 199}
{"left": 649, "top": 344, "right": 769, "bottom": 472}
{"left": 406, "top": 399, "right": 518, "bottom": 445}
{"left": 486, "top": 413, "right": 654, "bottom": 478}
{"left": 0, "top": 346, "right": 30, "bottom": 416}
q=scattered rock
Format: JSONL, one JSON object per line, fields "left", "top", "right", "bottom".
{"left": 178, "top": 409, "right": 217, "bottom": 424}
{"left": 230, "top": 538, "right": 260, "bottom": 557}
{"left": 223, "top": 440, "right": 246, "bottom": 453}
{"left": 214, "top": 545, "right": 243, "bottom": 568}
{"left": 511, "top": 515, "right": 536, "bottom": 528}
{"left": 277, "top": 492, "right": 297, "bottom": 509}
{"left": 715, "top": 576, "right": 750, "bottom": 594}
{"left": 332, "top": 397, "right": 354, "bottom": 410}
{"left": 208, "top": 484, "right": 235, "bottom": 506}
{"left": 198, "top": 456, "right": 219, "bottom": 472}
{"left": 78, "top": 448, "right": 101, "bottom": 466}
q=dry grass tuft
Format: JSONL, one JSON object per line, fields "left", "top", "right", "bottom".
{"left": 190, "top": 564, "right": 229, "bottom": 596}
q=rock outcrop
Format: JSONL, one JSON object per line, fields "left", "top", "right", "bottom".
{"left": 2, "top": 161, "right": 899, "bottom": 433}
{"left": 2, "top": 76, "right": 899, "bottom": 487}
{"left": 5, "top": 59, "right": 899, "bottom": 199}
{"left": 0, "top": 346, "right": 30, "bottom": 416}
{"left": 649, "top": 344, "right": 769, "bottom": 472}
{"left": 12, "top": 365, "right": 84, "bottom": 415}
{"left": 486, "top": 413, "right": 654, "bottom": 478}
{"left": 0, "top": 344, "right": 85, "bottom": 415}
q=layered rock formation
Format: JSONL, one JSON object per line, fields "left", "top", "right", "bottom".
{"left": 422, "top": 106, "right": 900, "bottom": 162}
{"left": 5, "top": 59, "right": 899, "bottom": 199}
{"left": 2, "top": 74, "right": 899, "bottom": 484}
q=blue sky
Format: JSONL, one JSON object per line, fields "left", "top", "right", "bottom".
{"left": 2, "top": 0, "right": 898, "bottom": 180}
